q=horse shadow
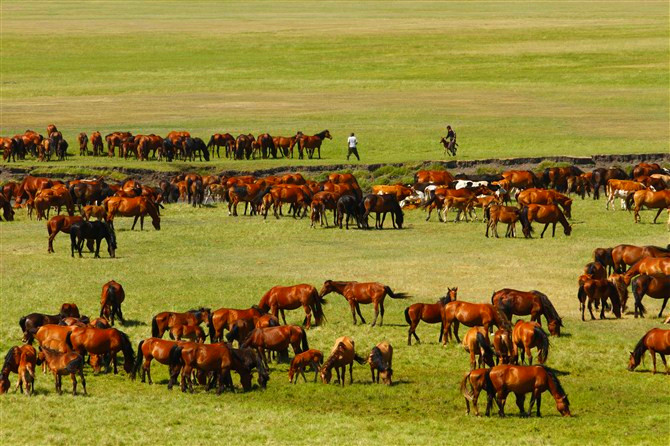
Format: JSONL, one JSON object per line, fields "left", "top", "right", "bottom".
{"left": 120, "top": 319, "right": 146, "bottom": 327}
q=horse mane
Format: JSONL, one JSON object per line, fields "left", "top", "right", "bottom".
{"left": 369, "top": 346, "right": 388, "bottom": 371}
{"left": 475, "top": 332, "right": 495, "bottom": 364}
{"left": 542, "top": 366, "right": 569, "bottom": 407}
{"left": 630, "top": 334, "right": 648, "bottom": 365}
{"left": 533, "top": 326, "right": 550, "bottom": 363}
{"left": 533, "top": 291, "right": 562, "bottom": 326}
{"left": 438, "top": 295, "right": 452, "bottom": 305}
{"left": 322, "top": 343, "right": 346, "bottom": 371}
{"left": 315, "top": 130, "right": 330, "bottom": 139}
{"left": 1, "top": 347, "right": 17, "bottom": 375}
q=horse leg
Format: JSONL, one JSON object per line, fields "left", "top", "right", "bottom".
{"left": 79, "top": 370, "right": 87, "bottom": 395}
{"left": 453, "top": 321, "right": 461, "bottom": 343}
{"left": 497, "top": 391, "right": 507, "bottom": 417}
{"left": 371, "top": 302, "right": 379, "bottom": 327}
{"left": 515, "top": 393, "right": 527, "bottom": 417}
{"left": 525, "top": 344, "right": 532, "bottom": 365}
{"left": 599, "top": 298, "right": 606, "bottom": 319}
{"left": 131, "top": 215, "right": 139, "bottom": 230}
{"left": 540, "top": 223, "right": 549, "bottom": 238}
{"left": 355, "top": 303, "right": 367, "bottom": 324}
{"left": 113, "top": 353, "right": 118, "bottom": 374}
{"left": 379, "top": 301, "right": 385, "bottom": 326}
{"left": 280, "top": 309, "right": 287, "bottom": 325}
{"left": 650, "top": 349, "right": 657, "bottom": 374}
{"left": 140, "top": 215, "right": 145, "bottom": 230}
{"left": 442, "top": 321, "right": 451, "bottom": 345}
{"left": 334, "top": 367, "right": 341, "bottom": 385}
{"left": 350, "top": 301, "right": 357, "bottom": 325}
{"left": 303, "top": 305, "right": 312, "bottom": 329}
{"left": 94, "top": 239, "right": 101, "bottom": 258}
{"left": 349, "top": 363, "right": 353, "bottom": 385}
{"left": 144, "top": 359, "right": 151, "bottom": 384}
{"left": 659, "top": 298, "right": 669, "bottom": 318}
{"left": 588, "top": 299, "right": 596, "bottom": 320}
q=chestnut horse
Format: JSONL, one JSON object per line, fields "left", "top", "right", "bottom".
{"left": 105, "top": 196, "right": 160, "bottom": 230}
{"left": 627, "top": 328, "right": 670, "bottom": 374}
{"left": 441, "top": 301, "right": 511, "bottom": 344}
{"left": 38, "top": 346, "right": 86, "bottom": 395}
{"left": 611, "top": 244, "right": 670, "bottom": 273}
{"left": 273, "top": 134, "right": 301, "bottom": 158}
{"left": 362, "top": 194, "right": 404, "bottom": 229}
{"left": 151, "top": 308, "right": 211, "bottom": 339}
{"left": 47, "top": 215, "right": 88, "bottom": 253}
{"left": 512, "top": 320, "right": 550, "bottom": 365}
{"left": 100, "top": 280, "right": 125, "bottom": 325}
{"left": 297, "top": 130, "right": 331, "bottom": 159}
{"left": 520, "top": 204, "right": 571, "bottom": 238}
{"left": 319, "top": 280, "right": 409, "bottom": 326}
{"left": 258, "top": 284, "right": 325, "bottom": 329}
{"left": 14, "top": 175, "right": 52, "bottom": 206}
{"left": 485, "top": 365, "right": 571, "bottom": 417}
{"left": 134, "top": 338, "right": 181, "bottom": 386}
{"left": 628, "top": 189, "right": 670, "bottom": 223}
{"left": 367, "top": 341, "right": 393, "bottom": 385}
{"left": 242, "top": 325, "right": 308, "bottom": 367}
{"left": 319, "top": 336, "right": 366, "bottom": 386}
{"left": 1, "top": 345, "right": 37, "bottom": 395}
{"left": 517, "top": 188, "right": 572, "bottom": 219}
{"left": 623, "top": 257, "right": 670, "bottom": 283}
{"left": 170, "top": 342, "right": 232, "bottom": 394}
{"left": 485, "top": 205, "right": 522, "bottom": 238}
{"left": 208, "top": 306, "right": 266, "bottom": 342}
{"left": 632, "top": 274, "right": 670, "bottom": 318}
{"left": 493, "top": 328, "right": 514, "bottom": 365}
{"left": 491, "top": 289, "right": 562, "bottom": 336}
{"left": 414, "top": 170, "right": 454, "bottom": 185}
{"left": 462, "top": 327, "right": 495, "bottom": 370}
{"left": 288, "top": 349, "right": 324, "bottom": 383}
{"left": 501, "top": 170, "right": 540, "bottom": 190}
{"left": 460, "top": 368, "right": 490, "bottom": 416}
{"left": 66, "top": 327, "right": 135, "bottom": 376}
{"left": 404, "top": 287, "right": 458, "bottom": 345}
{"left": 577, "top": 276, "right": 623, "bottom": 320}
{"left": 207, "top": 133, "right": 235, "bottom": 158}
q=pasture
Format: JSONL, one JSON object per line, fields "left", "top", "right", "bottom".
{"left": 0, "top": 195, "right": 668, "bottom": 445}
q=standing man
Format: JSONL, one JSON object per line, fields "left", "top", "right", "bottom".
{"left": 347, "top": 132, "right": 360, "bottom": 161}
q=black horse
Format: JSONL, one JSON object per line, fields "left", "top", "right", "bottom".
{"left": 362, "top": 194, "right": 404, "bottom": 229}
{"left": 70, "top": 220, "right": 117, "bottom": 258}
{"left": 336, "top": 195, "right": 362, "bottom": 229}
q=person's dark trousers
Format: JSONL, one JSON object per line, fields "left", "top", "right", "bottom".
{"left": 347, "top": 147, "right": 360, "bottom": 161}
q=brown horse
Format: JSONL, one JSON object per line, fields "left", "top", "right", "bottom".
{"left": 207, "top": 133, "right": 235, "bottom": 158}
{"left": 628, "top": 328, "right": 670, "bottom": 374}
{"left": 517, "top": 188, "right": 573, "bottom": 219}
{"left": 512, "top": 321, "right": 550, "bottom": 365}
{"left": 170, "top": 324, "right": 206, "bottom": 343}
{"left": 105, "top": 196, "right": 160, "bottom": 230}
{"left": 491, "top": 289, "right": 562, "bottom": 336}
{"left": 493, "top": 328, "right": 514, "bottom": 365}
{"left": 228, "top": 182, "right": 270, "bottom": 216}
{"left": 441, "top": 301, "right": 511, "bottom": 344}
{"left": 501, "top": 170, "right": 540, "bottom": 190}
{"left": 484, "top": 205, "right": 521, "bottom": 238}
{"left": 319, "top": 336, "right": 366, "bottom": 386}
{"left": 208, "top": 306, "right": 266, "bottom": 342}
{"left": 134, "top": 338, "right": 181, "bottom": 386}
{"left": 577, "top": 276, "right": 623, "bottom": 320}
{"left": 367, "top": 341, "right": 393, "bottom": 385}
{"left": 20, "top": 303, "right": 80, "bottom": 343}
{"left": 623, "top": 257, "right": 670, "bottom": 282}
{"left": 1, "top": 345, "right": 37, "bottom": 395}
{"left": 258, "top": 284, "right": 325, "bottom": 328}
{"left": 611, "top": 244, "right": 670, "bottom": 273}
{"left": 90, "top": 131, "right": 103, "bottom": 156}
{"left": 520, "top": 204, "right": 571, "bottom": 238}
{"left": 38, "top": 346, "right": 86, "bottom": 395}
{"left": 267, "top": 186, "right": 310, "bottom": 219}
{"left": 404, "top": 287, "right": 458, "bottom": 345}
{"left": 242, "top": 325, "right": 308, "bottom": 367}
{"left": 297, "top": 130, "right": 331, "bottom": 159}
{"left": 46, "top": 216, "right": 85, "bottom": 252}
{"left": 629, "top": 189, "right": 670, "bottom": 223}
{"left": 151, "top": 308, "right": 211, "bottom": 339}
{"left": 486, "top": 365, "right": 571, "bottom": 417}
{"left": 632, "top": 274, "right": 670, "bottom": 318}
{"left": 14, "top": 175, "right": 53, "bottom": 206}
{"left": 460, "top": 368, "right": 490, "bottom": 416}
{"left": 66, "top": 327, "right": 135, "bottom": 376}
{"left": 414, "top": 170, "right": 455, "bottom": 185}
{"left": 77, "top": 132, "right": 88, "bottom": 155}
{"left": 0, "top": 195, "right": 14, "bottom": 221}
{"left": 170, "top": 342, "right": 232, "bottom": 394}
{"left": 100, "top": 280, "right": 125, "bottom": 326}
{"left": 362, "top": 194, "right": 404, "bottom": 229}
{"left": 319, "top": 280, "right": 409, "bottom": 326}
{"left": 288, "top": 349, "right": 324, "bottom": 383}
{"left": 34, "top": 187, "right": 75, "bottom": 220}
{"left": 273, "top": 134, "right": 301, "bottom": 158}
{"left": 462, "top": 327, "right": 495, "bottom": 370}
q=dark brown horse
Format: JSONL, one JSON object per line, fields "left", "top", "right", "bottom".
{"left": 512, "top": 320, "right": 550, "bottom": 365}
{"left": 404, "top": 287, "right": 458, "bottom": 345}
{"left": 577, "top": 276, "right": 623, "bottom": 320}
{"left": 19, "top": 303, "right": 80, "bottom": 343}
{"left": 441, "top": 301, "right": 511, "bottom": 344}
{"left": 242, "top": 325, "right": 308, "bottom": 367}
{"left": 1, "top": 345, "right": 37, "bottom": 395}
{"left": 100, "top": 280, "right": 125, "bottom": 326}
{"left": 362, "top": 194, "right": 404, "bottom": 229}
{"left": 611, "top": 244, "right": 670, "bottom": 273}
{"left": 208, "top": 306, "right": 266, "bottom": 342}
{"left": 66, "top": 327, "right": 135, "bottom": 376}
{"left": 170, "top": 342, "right": 232, "bottom": 394}
{"left": 627, "top": 328, "right": 670, "bottom": 374}
{"left": 297, "top": 130, "right": 331, "bottom": 159}
{"left": 319, "top": 280, "right": 409, "bottom": 326}
{"left": 134, "top": 338, "right": 182, "bottom": 386}
{"left": 632, "top": 274, "right": 670, "bottom": 318}
{"left": 491, "top": 289, "right": 562, "bottom": 336}
{"left": 151, "top": 308, "right": 211, "bottom": 339}
{"left": 258, "top": 284, "right": 325, "bottom": 328}
{"left": 520, "top": 204, "right": 572, "bottom": 238}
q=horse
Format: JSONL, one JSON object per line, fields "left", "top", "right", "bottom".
{"left": 611, "top": 244, "right": 670, "bottom": 273}
{"left": 208, "top": 306, "right": 266, "bottom": 342}
{"left": 501, "top": 170, "right": 540, "bottom": 190}
{"left": 629, "top": 189, "right": 670, "bottom": 223}
{"left": 38, "top": 346, "right": 86, "bottom": 395}
{"left": 47, "top": 215, "right": 94, "bottom": 254}
{"left": 1, "top": 345, "right": 37, "bottom": 395}
{"left": 100, "top": 280, "right": 125, "bottom": 326}
{"left": 462, "top": 327, "right": 495, "bottom": 370}
{"left": 439, "top": 136, "right": 457, "bottom": 156}
{"left": 297, "top": 130, "right": 331, "bottom": 159}
{"left": 414, "top": 170, "right": 455, "bottom": 185}
{"left": 242, "top": 325, "right": 308, "bottom": 367}
{"left": 493, "top": 328, "right": 514, "bottom": 365}
{"left": 207, "top": 133, "right": 235, "bottom": 158}
{"left": 512, "top": 321, "right": 550, "bottom": 365}
{"left": 485, "top": 365, "right": 571, "bottom": 417}
{"left": 517, "top": 188, "right": 573, "bottom": 219}
{"left": 14, "top": 175, "right": 53, "bottom": 206}
{"left": 272, "top": 134, "right": 301, "bottom": 158}
{"left": 151, "top": 308, "right": 211, "bottom": 339}
{"left": 0, "top": 195, "right": 14, "bottom": 221}
{"left": 222, "top": 347, "right": 269, "bottom": 391}
{"left": 69, "top": 220, "right": 117, "bottom": 258}
{"left": 632, "top": 274, "right": 670, "bottom": 318}
{"left": 362, "top": 194, "right": 404, "bottom": 229}
{"left": 258, "top": 284, "right": 325, "bottom": 329}
{"left": 460, "top": 368, "right": 490, "bottom": 416}
{"left": 320, "top": 336, "right": 366, "bottom": 386}
{"left": 441, "top": 301, "right": 511, "bottom": 344}
{"left": 367, "top": 341, "right": 393, "bottom": 385}
{"left": 170, "top": 324, "right": 207, "bottom": 343}
{"left": 228, "top": 183, "right": 270, "bottom": 216}
{"left": 66, "top": 327, "right": 135, "bottom": 376}
{"left": 288, "top": 349, "right": 324, "bottom": 383}
{"left": 319, "top": 280, "right": 410, "bottom": 326}
{"left": 577, "top": 276, "right": 623, "bottom": 320}
{"left": 520, "top": 204, "right": 572, "bottom": 238}
{"left": 134, "top": 338, "right": 182, "bottom": 386}
{"left": 19, "top": 303, "right": 80, "bottom": 343}
{"left": 623, "top": 257, "right": 670, "bottom": 283}
{"left": 491, "top": 289, "right": 562, "bottom": 336}
{"left": 90, "top": 131, "right": 103, "bottom": 156}
{"left": 105, "top": 196, "right": 160, "bottom": 230}
{"left": 336, "top": 195, "right": 362, "bottom": 229}
{"left": 404, "top": 287, "right": 458, "bottom": 345}
{"left": 627, "top": 328, "right": 670, "bottom": 374}
{"left": 169, "top": 342, "right": 232, "bottom": 394}
{"left": 33, "top": 187, "right": 75, "bottom": 220}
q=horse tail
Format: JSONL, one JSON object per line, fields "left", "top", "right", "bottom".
{"left": 535, "top": 291, "right": 563, "bottom": 327}
{"left": 134, "top": 340, "right": 145, "bottom": 374}
{"left": 65, "top": 331, "right": 75, "bottom": 351}
{"left": 422, "top": 190, "right": 436, "bottom": 209}
{"left": 385, "top": 286, "right": 409, "bottom": 299}
{"left": 116, "top": 329, "right": 136, "bottom": 378}
{"left": 404, "top": 307, "right": 412, "bottom": 325}
{"left": 102, "top": 284, "right": 115, "bottom": 318}
{"left": 492, "top": 304, "right": 512, "bottom": 331}
{"left": 312, "top": 292, "right": 325, "bottom": 326}
{"left": 519, "top": 206, "right": 533, "bottom": 235}
{"left": 2, "top": 347, "right": 18, "bottom": 375}
{"left": 168, "top": 345, "right": 183, "bottom": 369}
{"left": 625, "top": 191, "right": 635, "bottom": 211}
{"left": 460, "top": 372, "right": 475, "bottom": 402}
{"left": 608, "top": 283, "right": 622, "bottom": 318}
{"left": 631, "top": 277, "right": 646, "bottom": 316}
{"left": 206, "top": 135, "right": 214, "bottom": 149}
{"left": 612, "top": 276, "right": 629, "bottom": 312}
{"left": 476, "top": 332, "right": 495, "bottom": 366}
{"left": 577, "top": 284, "right": 586, "bottom": 305}
{"left": 533, "top": 326, "right": 550, "bottom": 364}
{"left": 208, "top": 316, "right": 217, "bottom": 342}
{"left": 300, "top": 329, "right": 309, "bottom": 352}
{"left": 151, "top": 316, "right": 159, "bottom": 338}
{"left": 353, "top": 352, "right": 367, "bottom": 365}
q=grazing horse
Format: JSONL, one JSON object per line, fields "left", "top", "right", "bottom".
{"left": 627, "top": 328, "right": 670, "bottom": 374}
{"left": 512, "top": 321, "right": 550, "bottom": 365}
{"left": 493, "top": 328, "right": 514, "bottom": 365}
{"left": 66, "top": 327, "right": 135, "bottom": 376}
{"left": 367, "top": 341, "right": 393, "bottom": 385}
{"left": 491, "top": 289, "right": 562, "bottom": 336}
{"left": 170, "top": 324, "right": 207, "bottom": 343}
{"left": 258, "top": 284, "right": 325, "bottom": 329}
{"left": 593, "top": 247, "right": 616, "bottom": 273}
{"left": 320, "top": 336, "right": 366, "bottom": 386}
{"left": 47, "top": 215, "right": 93, "bottom": 253}
{"left": 1, "top": 345, "right": 37, "bottom": 395}
{"left": 228, "top": 183, "right": 270, "bottom": 216}
{"left": 14, "top": 175, "right": 53, "bottom": 206}
{"left": 273, "top": 134, "right": 301, "bottom": 158}
{"left": 405, "top": 287, "right": 458, "bottom": 345}
{"left": 288, "top": 349, "right": 324, "bottom": 383}
{"left": 100, "top": 280, "right": 125, "bottom": 326}
{"left": 623, "top": 257, "right": 670, "bottom": 282}
{"left": 297, "top": 130, "right": 331, "bottom": 159}
{"left": 105, "top": 196, "right": 160, "bottom": 230}
{"left": 577, "top": 276, "right": 623, "bottom": 321}
{"left": 629, "top": 189, "right": 670, "bottom": 223}
{"left": 441, "top": 301, "right": 511, "bottom": 344}
{"left": 611, "top": 244, "right": 670, "bottom": 273}
{"left": 207, "top": 133, "right": 235, "bottom": 158}
{"left": 208, "top": 306, "right": 267, "bottom": 342}
{"left": 242, "top": 325, "right": 308, "bottom": 367}
{"left": 336, "top": 195, "right": 362, "bottom": 229}
{"left": 19, "top": 303, "right": 80, "bottom": 343}
{"left": 134, "top": 338, "right": 181, "bottom": 386}
{"left": 70, "top": 220, "right": 117, "bottom": 258}
{"left": 414, "top": 170, "right": 455, "bottom": 185}
{"left": 151, "top": 308, "right": 211, "bottom": 339}
{"left": 319, "top": 280, "right": 409, "bottom": 326}
{"left": 362, "top": 194, "right": 404, "bottom": 229}
{"left": 632, "top": 274, "right": 670, "bottom": 318}
{"left": 517, "top": 188, "right": 573, "bottom": 219}
{"left": 520, "top": 204, "right": 572, "bottom": 238}
{"left": 462, "top": 327, "right": 495, "bottom": 370}
{"left": 485, "top": 365, "right": 571, "bottom": 417}
{"left": 38, "top": 346, "right": 86, "bottom": 395}
{"left": 485, "top": 205, "right": 522, "bottom": 238}
{"left": 90, "top": 131, "right": 103, "bottom": 156}
{"left": 460, "top": 368, "right": 490, "bottom": 416}
{"left": 501, "top": 170, "right": 540, "bottom": 190}
{"left": 170, "top": 342, "right": 232, "bottom": 394}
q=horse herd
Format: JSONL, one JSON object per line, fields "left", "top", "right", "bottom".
{"left": 1, "top": 125, "right": 333, "bottom": 162}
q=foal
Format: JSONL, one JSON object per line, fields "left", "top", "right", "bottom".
{"left": 38, "top": 346, "right": 86, "bottom": 395}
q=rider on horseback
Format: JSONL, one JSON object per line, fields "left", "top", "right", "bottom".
{"left": 445, "top": 125, "right": 458, "bottom": 155}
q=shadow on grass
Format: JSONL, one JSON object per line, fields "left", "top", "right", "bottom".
{"left": 120, "top": 319, "right": 146, "bottom": 327}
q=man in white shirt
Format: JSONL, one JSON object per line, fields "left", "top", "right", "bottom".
{"left": 347, "top": 132, "right": 360, "bottom": 161}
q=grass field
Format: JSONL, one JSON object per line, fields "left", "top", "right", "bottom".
{"left": 1, "top": 0, "right": 668, "bottom": 172}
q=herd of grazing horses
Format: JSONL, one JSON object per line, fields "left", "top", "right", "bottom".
{"left": 1, "top": 125, "right": 333, "bottom": 162}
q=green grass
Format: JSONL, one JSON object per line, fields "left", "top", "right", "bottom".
{"left": 1, "top": 196, "right": 668, "bottom": 445}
